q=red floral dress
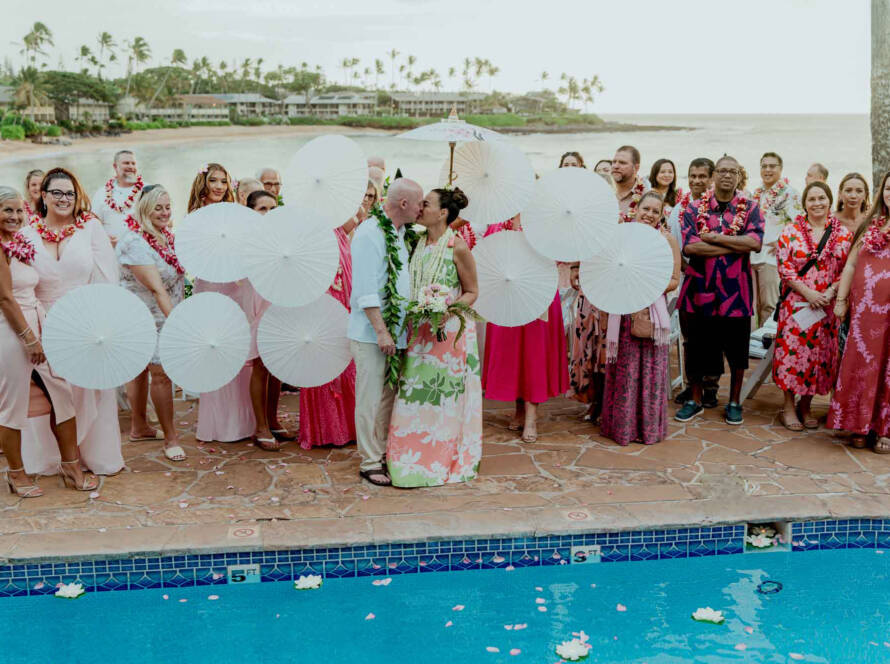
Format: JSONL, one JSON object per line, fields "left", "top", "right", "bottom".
{"left": 773, "top": 219, "right": 852, "bottom": 394}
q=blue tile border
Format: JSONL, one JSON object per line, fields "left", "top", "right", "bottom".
{"left": 2, "top": 519, "right": 887, "bottom": 598}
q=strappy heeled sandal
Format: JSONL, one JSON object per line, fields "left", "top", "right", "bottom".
{"left": 59, "top": 460, "right": 99, "bottom": 491}
{"left": 5, "top": 468, "right": 43, "bottom": 498}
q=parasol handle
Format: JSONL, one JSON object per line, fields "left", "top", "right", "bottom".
{"left": 448, "top": 141, "right": 456, "bottom": 186}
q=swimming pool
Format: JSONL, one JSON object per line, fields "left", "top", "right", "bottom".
{"left": 4, "top": 547, "right": 888, "bottom": 663}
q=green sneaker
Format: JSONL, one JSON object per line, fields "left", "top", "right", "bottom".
{"left": 724, "top": 402, "right": 744, "bottom": 425}
{"left": 675, "top": 401, "right": 703, "bottom": 423}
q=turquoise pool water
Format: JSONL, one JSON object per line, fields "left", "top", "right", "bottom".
{"left": 4, "top": 549, "right": 888, "bottom": 663}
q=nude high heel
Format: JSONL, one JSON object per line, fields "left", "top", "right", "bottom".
{"left": 58, "top": 460, "right": 99, "bottom": 491}
{"left": 5, "top": 468, "right": 44, "bottom": 498}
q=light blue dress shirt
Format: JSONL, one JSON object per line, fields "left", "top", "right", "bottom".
{"left": 347, "top": 217, "right": 410, "bottom": 348}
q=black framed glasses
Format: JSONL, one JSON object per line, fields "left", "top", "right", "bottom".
{"left": 47, "top": 189, "right": 76, "bottom": 201}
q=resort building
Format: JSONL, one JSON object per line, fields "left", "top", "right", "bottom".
{"left": 0, "top": 85, "right": 56, "bottom": 123}
{"left": 283, "top": 92, "right": 377, "bottom": 119}
{"left": 65, "top": 98, "right": 112, "bottom": 124}
{"left": 390, "top": 92, "right": 486, "bottom": 117}
{"left": 210, "top": 93, "right": 280, "bottom": 119}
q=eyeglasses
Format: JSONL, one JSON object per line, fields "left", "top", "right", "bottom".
{"left": 715, "top": 169, "right": 739, "bottom": 176}
{"left": 47, "top": 190, "right": 76, "bottom": 201}
{"left": 363, "top": 193, "right": 376, "bottom": 200}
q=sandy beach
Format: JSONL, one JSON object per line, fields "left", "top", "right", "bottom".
{"left": 0, "top": 123, "right": 392, "bottom": 162}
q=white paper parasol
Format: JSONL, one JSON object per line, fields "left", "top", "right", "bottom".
{"left": 398, "top": 107, "right": 505, "bottom": 185}
{"left": 472, "top": 231, "right": 559, "bottom": 326}
{"left": 257, "top": 295, "right": 352, "bottom": 388}
{"left": 42, "top": 284, "right": 157, "bottom": 389}
{"left": 241, "top": 205, "right": 340, "bottom": 307}
{"left": 159, "top": 292, "right": 251, "bottom": 393}
{"left": 286, "top": 134, "right": 367, "bottom": 229}
{"left": 176, "top": 202, "right": 254, "bottom": 282}
{"left": 437, "top": 141, "right": 535, "bottom": 230}
{"left": 521, "top": 167, "right": 619, "bottom": 262}
{"left": 579, "top": 222, "right": 674, "bottom": 315}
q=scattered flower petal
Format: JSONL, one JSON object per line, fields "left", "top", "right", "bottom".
{"left": 538, "top": 606, "right": 548, "bottom": 612}
{"left": 89, "top": 491, "right": 99, "bottom": 499}
{"left": 745, "top": 626, "right": 754, "bottom": 634}
{"left": 365, "top": 613, "right": 375, "bottom": 620}
{"left": 536, "top": 598, "right": 546, "bottom": 604}
{"left": 162, "top": 594, "right": 169, "bottom": 600}
{"left": 616, "top": 604, "right": 627, "bottom": 612}
{"left": 504, "top": 625, "right": 513, "bottom": 630}
{"left": 444, "top": 621, "right": 453, "bottom": 627}
{"left": 207, "top": 595, "right": 219, "bottom": 600}
{"left": 485, "top": 647, "right": 499, "bottom": 653}
{"left": 514, "top": 624, "right": 527, "bottom": 630}
{"left": 510, "top": 649, "right": 521, "bottom": 656}
{"left": 734, "top": 644, "right": 747, "bottom": 651}
{"left": 452, "top": 605, "right": 465, "bottom": 611}
{"left": 789, "top": 654, "right": 804, "bottom": 661}
{"left": 179, "top": 599, "right": 187, "bottom": 603}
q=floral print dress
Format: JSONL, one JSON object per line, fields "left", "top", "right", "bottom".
{"left": 386, "top": 237, "right": 482, "bottom": 487}
{"left": 773, "top": 219, "right": 852, "bottom": 395}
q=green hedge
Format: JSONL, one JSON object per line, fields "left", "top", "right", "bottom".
{"left": 46, "top": 125, "right": 62, "bottom": 137}
{"left": 463, "top": 113, "right": 527, "bottom": 127}
{"left": 1, "top": 125, "right": 26, "bottom": 140}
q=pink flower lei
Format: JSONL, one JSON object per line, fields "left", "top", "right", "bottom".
{"left": 124, "top": 214, "right": 185, "bottom": 275}
{"left": 753, "top": 177, "right": 789, "bottom": 212}
{"left": 862, "top": 215, "right": 890, "bottom": 254}
{"left": 31, "top": 212, "right": 92, "bottom": 243}
{"left": 1, "top": 232, "right": 37, "bottom": 265}
{"left": 795, "top": 214, "right": 840, "bottom": 265}
{"left": 695, "top": 189, "right": 749, "bottom": 236}
{"left": 105, "top": 175, "right": 144, "bottom": 214}
{"left": 618, "top": 179, "right": 646, "bottom": 223}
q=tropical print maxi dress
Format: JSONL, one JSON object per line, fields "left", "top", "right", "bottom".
{"left": 386, "top": 236, "right": 483, "bottom": 487}
{"left": 773, "top": 219, "right": 852, "bottom": 395}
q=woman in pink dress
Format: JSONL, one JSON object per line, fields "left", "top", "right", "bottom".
{"left": 600, "top": 192, "right": 681, "bottom": 445}
{"left": 828, "top": 171, "right": 890, "bottom": 452}
{"left": 773, "top": 182, "right": 852, "bottom": 431}
{"left": 188, "top": 163, "right": 267, "bottom": 446}
{"left": 0, "top": 187, "right": 98, "bottom": 495}
{"left": 481, "top": 215, "right": 569, "bottom": 442}
{"left": 18, "top": 169, "right": 123, "bottom": 475}
{"left": 297, "top": 215, "right": 357, "bottom": 450}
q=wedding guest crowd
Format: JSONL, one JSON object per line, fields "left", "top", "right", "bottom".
{"left": 2, "top": 141, "right": 889, "bottom": 501}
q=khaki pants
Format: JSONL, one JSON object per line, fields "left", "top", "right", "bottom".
{"left": 350, "top": 340, "right": 396, "bottom": 472}
{"left": 752, "top": 263, "right": 780, "bottom": 326}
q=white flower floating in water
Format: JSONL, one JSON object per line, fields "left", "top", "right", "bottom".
{"left": 691, "top": 607, "right": 725, "bottom": 624}
{"left": 55, "top": 582, "right": 85, "bottom": 599}
{"left": 746, "top": 534, "right": 775, "bottom": 548}
{"left": 293, "top": 574, "right": 323, "bottom": 590}
{"left": 555, "top": 631, "right": 592, "bottom": 661}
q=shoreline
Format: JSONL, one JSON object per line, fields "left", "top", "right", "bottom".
{"left": 0, "top": 121, "right": 691, "bottom": 161}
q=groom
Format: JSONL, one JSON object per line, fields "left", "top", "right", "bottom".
{"left": 348, "top": 177, "right": 423, "bottom": 486}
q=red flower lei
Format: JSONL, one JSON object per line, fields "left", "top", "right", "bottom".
{"left": 31, "top": 213, "right": 92, "bottom": 243}
{"left": 862, "top": 215, "right": 890, "bottom": 254}
{"left": 795, "top": 214, "right": 840, "bottom": 265}
{"left": 618, "top": 179, "right": 646, "bottom": 223}
{"left": 695, "top": 189, "right": 749, "bottom": 236}
{"left": 22, "top": 201, "right": 40, "bottom": 225}
{"left": 753, "top": 177, "right": 789, "bottom": 212}
{"left": 105, "top": 175, "right": 144, "bottom": 214}
{"left": 1, "top": 232, "right": 36, "bottom": 265}
{"left": 124, "top": 214, "right": 185, "bottom": 275}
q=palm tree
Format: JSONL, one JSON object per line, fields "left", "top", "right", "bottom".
{"left": 873, "top": 0, "right": 890, "bottom": 189}
{"left": 96, "top": 31, "right": 116, "bottom": 79}
{"left": 539, "top": 71, "right": 550, "bottom": 88}
{"left": 77, "top": 45, "right": 93, "bottom": 74}
{"left": 388, "top": 48, "right": 400, "bottom": 89}
{"left": 253, "top": 57, "right": 264, "bottom": 85}
{"left": 13, "top": 67, "right": 48, "bottom": 121}
{"left": 20, "top": 22, "right": 54, "bottom": 68}
{"left": 124, "top": 37, "right": 152, "bottom": 97}
{"left": 486, "top": 63, "right": 500, "bottom": 92}
{"left": 447, "top": 66, "right": 456, "bottom": 90}
{"left": 340, "top": 58, "right": 350, "bottom": 85}
{"left": 147, "top": 49, "right": 187, "bottom": 108}
{"left": 580, "top": 75, "right": 604, "bottom": 112}
{"left": 374, "top": 58, "right": 384, "bottom": 91}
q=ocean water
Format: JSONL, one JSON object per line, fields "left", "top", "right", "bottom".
{"left": 3, "top": 549, "right": 889, "bottom": 663}
{"left": 0, "top": 114, "right": 870, "bottom": 222}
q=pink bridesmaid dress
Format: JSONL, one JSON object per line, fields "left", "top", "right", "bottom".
{"left": 1, "top": 240, "right": 77, "bottom": 475}
{"left": 298, "top": 228, "right": 357, "bottom": 448}
{"left": 19, "top": 217, "right": 124, "bottom": 475}
{"left": 480, "top": 218, "right": 569, "bottom": 403}
{"left": 194, "top": 279, "right": 257, "bottom": 442}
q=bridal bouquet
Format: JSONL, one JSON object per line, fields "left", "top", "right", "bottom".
{"left": 404, "top": 283, "right": 479, "bottom": 345}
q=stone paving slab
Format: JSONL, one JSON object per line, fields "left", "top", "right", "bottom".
{"left": 2, "top": 381, "right": 889, "bottom": 563}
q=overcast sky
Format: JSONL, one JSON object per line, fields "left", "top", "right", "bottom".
{"left": 6, "top": 0, "right": 871, "bottom": 113}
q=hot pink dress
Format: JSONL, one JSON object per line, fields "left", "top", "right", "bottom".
{"left": 480, "top": 219, "right": 569, "bottom": 403}
{"left": 194, "top": 279, "right": 256, "bottom": 442}
{"left": 1, "top": 238, "right": 77, "bottom": 475}
{"left": 19, "top": 217, "right": 124, "bottom": 475}
{"left": 298, "top": 228, "right": 357, "bottom": 448}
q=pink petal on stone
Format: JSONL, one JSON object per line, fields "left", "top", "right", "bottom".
{"left": 207, "top": 595, "right": 219, "bottom": 600}
{"left": 789, "top": 654, "right": 804, "bottom": 661}
{"left": 89, "top": 491, "right": 100, "bottom": 499}
{"left": 179, "top": 502, "right": 188, "bottom": 509}
{"left": 616, "top": 604, "right": 627, "bottom": 612}
{"left": 510, "top": 649, "right": 521, "bottom": 656}
{"left": 164, "top": 472, "right": 171, "bottom": 477}
{"left": 485, "top": 647, "right": 499, "bottom": 653}
{"left": 453, "top": 605, "right": 465, "bottom": 611}
{"left": 365, "top": 613, "right": 375, "bottom": 620}
{"left": 734, "top": 644, "right": 747, "bottom": 651}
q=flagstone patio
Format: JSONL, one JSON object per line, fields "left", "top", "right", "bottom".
{"left": 2, "top": 381, "right": 889, "bottom": 563}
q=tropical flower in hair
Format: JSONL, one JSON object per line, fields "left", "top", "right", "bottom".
{"left": 198, "top": 164, "right": 209, "bottom": 175}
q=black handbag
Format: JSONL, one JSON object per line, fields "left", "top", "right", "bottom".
{"left": 772, "top": 225, "right": 833, "bottom": 322}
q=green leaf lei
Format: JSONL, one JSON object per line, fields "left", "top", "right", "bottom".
{"left": 370, "top": 204, "right": 418, "bottom": 388}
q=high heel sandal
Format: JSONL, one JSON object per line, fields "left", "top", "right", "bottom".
{"left": 5, "top": 468, "right": 44, "bottom": 498}
{"left": 58, "top": 460, "right": 99, "bottom": 491}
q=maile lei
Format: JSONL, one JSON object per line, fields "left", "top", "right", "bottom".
{"left": 753, "top": 177, "right": 788, "bottom": 212}
{"left": 862, "top": 215, "right": 890, "bottom": 254}
{"left": 618, "top": 179, "right": 646, "bottom": 223}
{"left": 369, "top": 205, "right": 418, "bottom": 388}
{"left": 31, "top": 212, "right": 92, "bottom": 243}
{"left": 403, "top": 228, "right": 479, "bottom": 346}
{"left": 795, "top": 214, "right": 841, "bottom": 267}
{"left": 105, "top": 175, "right": 144, "bottom": 213}
{"left": 695, "top": 189, "right": 749, "bottom": 236}
{"left": 0, "top": 233, "right": 36, "bottom": 265}
{"left": 124, "top": 215, "right": 185, "bottom": 274}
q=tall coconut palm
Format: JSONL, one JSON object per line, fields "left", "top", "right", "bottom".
{"left": 19, "top": 22, "right": 54, "bottom": 68}
{"left": 77, "top": 45, "right": 93, "bottom": 74}
{"left": 388, "top": 48, "right": 400, "bottom": 90}
{"left": 96, "top": 31, "right": 116, "bottom": 79}
{"left": 124, "top": 36, "right": 152, "bottom": 97}
{"left": 13, "top": 66, "right": 48, "bottom": 121}
{"left": 147, "top": 49, "right": 187, "bottom": 108}
{"left": 873, "top": 0, "right": 890, "bottom": 189}
{"left": 486, "top": 63, "right": 500, "bottom": 92}
{"left": 374, "top": 58, "right": 384, "bottom": 91}
{"left": 253, "top": 57, "right": 264, "bottom": 85}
